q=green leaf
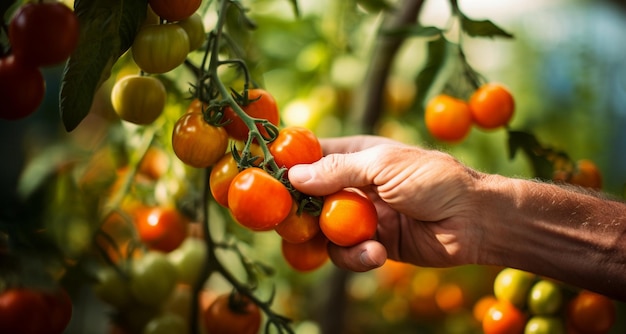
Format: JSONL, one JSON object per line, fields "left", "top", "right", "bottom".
{"left": 381, "top": 25, "right": 442, "bottom": 38}
{"left": 356, "top": 0, "right": 394, "bottom": 13}
{"left": 60, "top": 0, "right": 148, "bottom": 132}
{"left": 460, "top": 15, "right": 514, "bottom": 39}
{"left": 507, "top": 130, "right": 556, "bottom": 181}
{"left": 413, "top": 35, "right": 449, "bottom": 113}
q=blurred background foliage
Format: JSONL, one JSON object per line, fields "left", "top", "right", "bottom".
{"left": 1, "top": 0, "right": 626, "bottom": 333}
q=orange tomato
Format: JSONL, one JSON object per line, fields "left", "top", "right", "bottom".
{"left": 134, "top": 206, "right": 188, "bottom": 252}
{"left": 209, "top": 152, "right": 240, "bottom": 208}
{"left": 482, "top": 300, "right": 526, "bottom": 334}
{"left": 274, "top": 202, "right": 320, "bottom": 244}
{"left": 473, "top": 295, "right": 498, "bottom": 323}
{"left": 567, "top": 290, "right": 615, "bottom": 334}
{"left": 281, "top": 232, "right": 329, "bottom": 272}
{"left": 570, "top": 159, "right": 602, "bottom": 190}
{"left": 425, "top": 94, "right": 473, "bottom": 142}
{"left": 319, "top": 189, "right": 377, "bottom": 247}
{"left": 469, "top": 83, "right": 515, "bottom": 129}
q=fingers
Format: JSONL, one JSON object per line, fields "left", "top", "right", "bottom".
{"left": 327, "top": 240, "right": 388, "bottom": 272}
{"left": 318, "top": 135, "right": 402, "bottom": 155}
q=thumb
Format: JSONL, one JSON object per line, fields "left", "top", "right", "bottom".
{"left": 287, "top": 151, "right": 376, "bottom": 196}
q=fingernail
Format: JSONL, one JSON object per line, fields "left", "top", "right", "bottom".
{"left": 360, "top": 250, "right": 383, "bottom": 269}
{"left": 288, "top": 165, "right": 312, "bottom": 183}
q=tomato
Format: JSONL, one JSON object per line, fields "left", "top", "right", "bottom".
{"left": 223, "top": 89, "right": 280, "bottom": 141}
{"left": 0, "top": 288, "right": 49, "bottom": 334}
{"left": 566, "top": 290, "right": 616, "bottom": 334}
{"left": 269, "top": 126, "right": 323, "bottom": 169}
{"left": 473, "top": 295, "right": 498, "bottom": 323}
{"left": 143, "top": 313, "right": 188, "bottom": 334}
{"left": 202, "top": 292, "right": 261, "bottom": 334}
{"left": 111, "top": 75, "right": 166, "bottom": 125}
{"left": 138, "top": 146, "right": 170, "bottom": 180}
{"left": 134, "top": 206, "right": 188, "bottom": 253}
{"left": 129, "top": 251, "right": 178, "bottom": 306}
{"left": 93, "top": 265, "right": 134, "bottom": 308}
{"left": 172, "top": 111, "right": 229, "bottom": 168}
{"left": 167, "top": 237, "right": 207, "bottom": 286}
{"left": 9, "top": 2, "right": 79, "bottom": 67}
{"left": 228, "top": 167, "right": 292, "bottom": 231}
{"left": 525, "top": 316, "right": 564, "bottom": 334}
{"left": 570, "top": 159, "right": 602, "bottom": 190}
{"left": 275, "top": 202, "right": 320, "bottom": 243}
{"left": 493, "top": 267, "right": 536, "bottom": 308}
{"left": 149, "top": 0, "right": 202, "bottom": 22}
{"left": 424, "top": 94, "right": 473, "bottom": 142}
{"left": 281, "top": 232, "right": 329, "bottom": 272}
{"left": 0, "top": 55, "right": 45, "bottom": 120}
{"left": 319, "top": 189, "right": 377, "bottom": 247}
{"left": 176, "top": 12, "right": 206, "bottom": 51}
{"left": 209, "top": 153, "right": 239, "bottom": 207}
{"left": 469, "top": 83, "right": 515, "bottom": 129}
{"left": 483, "top": 300, "right": 526, "bottom": 334}
{"left": 527, "top": 279, "right": 562, "bottom": 316}
{"left": 41, "top": 288, "right": 73, "bottom": 334}
{"left": 132, "top": 23, "right": 189, "bottom": 74}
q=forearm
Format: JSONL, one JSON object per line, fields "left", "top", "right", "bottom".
{"left": 479, "top": 175, "right": 626, "bottom": 301}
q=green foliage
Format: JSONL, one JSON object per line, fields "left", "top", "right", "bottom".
{"left": 60, "top": 0, "right": 148, "bottom": 131}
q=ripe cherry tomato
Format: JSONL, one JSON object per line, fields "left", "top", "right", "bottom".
{"left": 138, "top": 146, "right": 170, "bottom": 180}
{"left": 132, "top": 23, "right": 189, "bottom": 74}
{"left": 149, "top": 0, "right": 202, "bottom": 22}
{"left": 172, "top": 111, "right": 229, "bottom": 168}
{"left": 482, "top": 300, "right": 526, "bottom": 334}
{"left": 9, "top": 2, "right": 79, "bottom": 67}
{"left": 41, "top": 288, "right": 73, "bottom": 334}
{"left": 281, "top": 232, "right": 329, "bottom": 272}
{"left": 176, "top": 12, "right": 205, "bottom": 51}
{"left": 569, "top": 159, "right": 602, "bottom": 190}
{"left": 269, "top": 126, "right": 323, "bottom": 169}
{"left": 469, "top": 83, "right": 515, "bottom": 129}
{"left": 228, "top": 167, "right": 292, "bottom": 231}
{"left": 223, "top": 89, "right": 280, "bottom": 141}
{"left": 425, "top": 94, "right": 473, "bottom": 142}
{"left": 319, "top": 189, "right": 377, "bottom": 247}
{"left": 0, "top": 55, "right": 45, "bottom": 120}
{"left": 567, "top": 290, "right": 615, "bottom": 334}
{"left": 0, "top": 288, "right": 49, "bottom": 334}
{"left": 129, "top": 251, "right": 178, "bottom": 306}
{"left": 134, "top": 206, "right": 188, "bottom": 253}
{"left": 209, "top": 153, "right": 240, "bottom": 208}
{"left": 111, "top": 75, "right": 166, "bottom": 125}
{"left": 203, "top": 292, "right": 261, "bottom": 334}
{"left": 275, "top": 202, "right": 320, "bottom": 243}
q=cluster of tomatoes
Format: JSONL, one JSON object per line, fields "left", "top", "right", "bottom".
{"left": 425, "top": 83, "right": 515, "bottom": 143}
{"left": 110, "top": 0, "right": 206, "bottom": 126}
{"left": 475, "top": 267, "right": 617, "bottom": 334}
{"left": 0, "top": 286, "right": 73, "bottom": 334}
{"left": 0, "top": 1, "right": 79, "bottom": 120}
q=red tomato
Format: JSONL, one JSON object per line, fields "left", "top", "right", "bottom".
{"left": 269, "top": 126, "right": 323, "bottom": 169}
{"left": 567, "top": 290, "right": 616, "bottom": 334}
{"left": 0, "top": 55, "right": 45, "bottom": 120}
{"left": 202, "top": 292, "right": 261, "bottom": 334}
{"left": 0, "top": 288, "right": 49, "bottom": 334}
{"left": 134, "top": 206, "right": 188, "bottom": 252}
{"left": 482, "top": 300, "right": 526, "bottom": 334}
{"left": 275, "top": 202, "right": 320, "bottom": 243}
{"left": 209, "top": 152, "right": 240, "bottom": 208}
{"left": 228, "top": 167, "right": 292, "bottom": 231}
{"left": 9, "top": 2, "right": 79, "bottom": 67}
{"left": 41, "top": 288, "right": 73, "bottom": 334}
{"left": 281, "top": 232, "right": 329, "bottom": 272}
{"left": 149, "top": 0, "right": 202, "bottom": 22}
{"left": 319, "top": 189, "right": 378, "bottom": 247}
{"left": 223, "top": 89, "right": 280, "bottom": 141}
{"left": 172, "top": 111, "right": 229, "bottom": 168}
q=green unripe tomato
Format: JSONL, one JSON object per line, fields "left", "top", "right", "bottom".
{"left": 176, "top": 13, "right": 205, "bottom": 51}
{"left": 111, "top": 75, "right": 166, "bottom": 125}
{"left": 130, "top": 251, "right": 178, "bottom": 306}
{"left": 132, "top": 23, "right": 190, "bottom": 74}
{"left": 493, "top": 268, "right": 536, "bottom": 308}
{"left": 528, "top": 279, "right": 563, "bottom": 315}
{"left": 167, "top": 237, "right": 207, "bottom": 286}
{"left": 524, "top": 316, "right": 564, "bottom": 334}
{"left": 93, "top": 266, "right": 133, "bottom": 308}
{"left": 143, "top": 313, "right": 188, "bottom": 334}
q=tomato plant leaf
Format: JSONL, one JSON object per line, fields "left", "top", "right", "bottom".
{"left": 356, "top": 0, "right": 394, "bottom": 13}
{"left": 59, "top": 0, "right": 147, "bottom": 132}
{"left": 460, "top": 15, "right": 514, "bottom": 39}
{"left": 507, "top": 130, "right": 555, "bottom": 181}
{"left": 413, "top": 35, "right": 449, "bottom": 113}
{"left": 381, "top": 24, "right": 441, "bottom": 38}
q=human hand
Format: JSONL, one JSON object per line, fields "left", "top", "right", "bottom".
{"left": 288, "top": 135, "right": 489, "bottom": 272}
